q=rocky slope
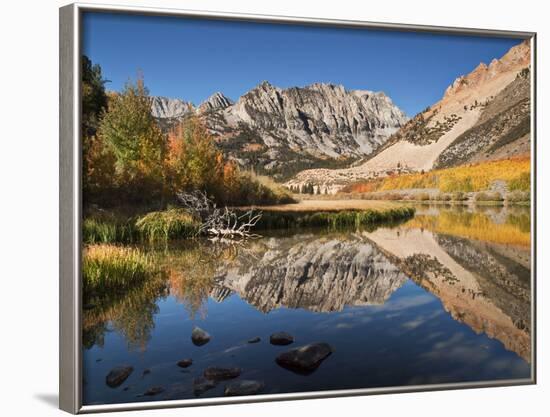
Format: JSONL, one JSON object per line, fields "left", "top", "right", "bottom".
{"left": 434, "top": 69, "right": 530, "bottom": 167}
{"left": 151, "top": 83, "right": 408, "bottom": 180}
{"left": 288, "top": 40, "right": 531, "bottom": 191}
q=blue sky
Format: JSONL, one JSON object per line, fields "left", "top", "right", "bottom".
{"left": 83, "top": 12, "right": 521, "bottom": 116}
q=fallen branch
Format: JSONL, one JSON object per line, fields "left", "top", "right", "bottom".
{"left": 177, "top": 191, "right": 262, "bottom": 239}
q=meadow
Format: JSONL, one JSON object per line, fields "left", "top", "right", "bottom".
{"left": 344, "top": 156, "right": 530, "bottom": 194}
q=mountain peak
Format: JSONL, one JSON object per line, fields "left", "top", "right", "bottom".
{"left": 499, "top": 39, "right": 531, "bottom": 68}
{"left": 257, "top": 80, "right": 276, "bottom": 90}
{"left": 306, "top": 82, "right": 346, "bottom": 94}
{"left": 150, "top": 96, "right": 194, "bottom": 119}
{"left": 443, "top": 40, "right": 530, "bottom": 100}
{"left": 198, "top": 92, "right": 233, "bottom": 113}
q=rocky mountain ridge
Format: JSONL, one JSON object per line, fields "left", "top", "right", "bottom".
{"left": 150, "top": 82, "right": 408, "bottom": 180}
{"left": 287, "top": 40, "right": 531, "bottom": 192}
{"left": 210, "top": 233, "right": 408, "bottom": 313}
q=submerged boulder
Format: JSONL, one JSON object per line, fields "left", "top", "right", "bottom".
{"left": 276, "top": 343, "right": 333, "bottom": 373}
{"left": 193, "top": 377, "right": 217, "bottom": 396}
{"left": 143, "top": 386, "right": 164, "bottom": 396}
{"left": 191, "top": 327, "right": 211, "bottom": 346}
{"left": 224, "top": 380, "right": 265, "bottom": 396}
{"left": 177, "top": 359, "right": 193, "bottom": 368}
{"left": 106, "top": 366, "right": 133, "bottom": 388}
{"left": 270, "top": 332, "right": 294, "bottom": 346}
{"left": 247, "top": 337, "right": 261, "bottom": 344}
{"left": 203, "top": 366, "right": 241, "bottom": 381}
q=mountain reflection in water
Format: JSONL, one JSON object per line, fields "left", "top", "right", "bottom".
{"left": 82, "top": 206, "right": 531, "bottom": 405}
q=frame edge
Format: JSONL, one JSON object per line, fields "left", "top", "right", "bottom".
{"left": 60, "top": 3, "right": 80, "bottom": 414}
{"left": 61, "top": 3, "right": 536, "bottom": 413}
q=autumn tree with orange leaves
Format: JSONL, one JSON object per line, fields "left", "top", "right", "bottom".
{"left": 165, "top": 116, "right": 242, "bottom": 203}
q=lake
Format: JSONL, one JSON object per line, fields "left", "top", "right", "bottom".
{"left": 82, "top": 204, "right": 532, "bottom": 405}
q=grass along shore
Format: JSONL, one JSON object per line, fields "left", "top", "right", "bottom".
{"left": 83, "top": 208, "right": 201, "bottom": 244}
{"left": 240, "top": 204, "right": 415, "bottom": 230}
{"left": 83, "top": 244, "right": 159, "bottom": 295}
{"left": 341, "top": 156, "right": 530, "bottom": 204}
{"left": 84, "top": 200, "right": 416, "bottom": 244}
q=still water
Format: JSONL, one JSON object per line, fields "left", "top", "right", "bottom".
{"left": 82, "top": 205, "right": 532, "bottom": 405}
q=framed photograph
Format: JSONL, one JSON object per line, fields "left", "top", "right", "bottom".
{"left": 59, "top": 2, "right": 536, "bottom": 413}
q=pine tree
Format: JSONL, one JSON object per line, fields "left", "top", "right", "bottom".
{"left": 81, "top": 56, "right": 115, "bottom": 205}
{"left": 82, "top": 55, "right": 108, "bottom": 137}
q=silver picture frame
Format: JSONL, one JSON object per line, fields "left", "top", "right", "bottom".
{"left": 59, "top": 2, "right": 537, "bottom": 414}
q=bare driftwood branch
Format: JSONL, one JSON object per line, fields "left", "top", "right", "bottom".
{"left": 176, "top": 190, "right": 213, "bottom": 221}
{"left": 176, "top": 191, "right": 262, "bottom": 239}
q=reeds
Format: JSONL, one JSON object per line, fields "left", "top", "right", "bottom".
{"left": 83, "top": 244, "right": 155, "bottom": 294}
{"left": 84, "top": 208, "right": 200, "bottom": 243}
{"left": 135, "top": 208, "right": 200, "bottom": 242}
{"left": 252, "top": 207, "right": 415, "bottom": 230}
{"left": 83, "top": 217, "right": 138, "bottom": 244}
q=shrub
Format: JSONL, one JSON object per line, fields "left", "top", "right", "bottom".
{"left": 379, "top": 193, "right": 403, "bottom": 201}
{"left": 83, "top": 245, "right": 155, "bottom": 294}
{"left": 416, "top": 192, "right": 431, "bottom": 201}
{"left": 507, "top": 190, "right": 530, "bottom": 203}
{"left": 231, "top": 171, "right": 295, "bottom": 205}
{"left": 474, "top": 191, "right": 504, "bottom": 202}
{"left": 435, "top": 193, "right": 452, "bottom": 201}
{"left": 135, "top": 208, "right": 200, "bottom": 242}
{"left": 508, "top": 172, "right": 530, "bottom": 191}
{"left": 451, "top": 191, "right": 468, "bottom": 201}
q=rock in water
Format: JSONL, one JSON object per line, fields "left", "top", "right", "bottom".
{"left": 143, "top": 386, "right": 164, "bottom": 396}
{"left": 276, "top": 343, "right": 333, "bottom": 373}
{"left": 105, "top": 366, "right": 133, "bottom": 388}
{"left": 191, "top": 327, "right": 211, "bottom": 346}
{"left": 203, "top": 366, "right": 241, "bottom": 381}
{"left": 224, "top": 380, "right": 265, "bottom": 396}
{"left": 247, "top": 337, "right": 261, "bottom": 344}
{"left": 193, "top": 377, "right": 217, "bottom": 396}
{"left": 270, "top": 332, "right": 294, "bottom": 345}
{"left": 177, "top": 359, "right": 193, "bottom": 368}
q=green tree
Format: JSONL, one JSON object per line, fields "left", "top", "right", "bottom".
{"left": 81, "top": 56, "right": 116, "bottom": 206}
{"left": 98, "top": 76, "right": 166, "bottom": 204}
{"left": 82, "top": 55, "right": 108, "bottom": 137}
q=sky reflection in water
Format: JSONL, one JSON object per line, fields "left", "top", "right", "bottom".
{"left": 82, "top": 205, "right": 531, "bottom": 405}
